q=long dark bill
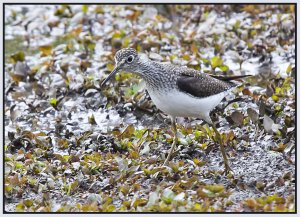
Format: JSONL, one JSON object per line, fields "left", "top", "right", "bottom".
{"left": 100, "top": 66, "right": 119, "bottom": 88}
{"left": 100, "top": 60, "right": 124, "bottom": 88}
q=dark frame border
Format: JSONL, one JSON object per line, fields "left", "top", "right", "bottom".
{"left": 2, "top": 2, "right": 297, "bottom": 214}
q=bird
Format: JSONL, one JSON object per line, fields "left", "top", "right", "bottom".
{"left": 101, "top": 47, "right": 251, "bottom": 174}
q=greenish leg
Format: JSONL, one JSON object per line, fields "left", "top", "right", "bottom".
{"left": 211, "top": 124, "right": 232, "bottom": 174}
{"left": 152, "top": 117, "right": 177, "bottom": 178}
{"left": 163, "top": 117, "right": 177, "bottom": 166}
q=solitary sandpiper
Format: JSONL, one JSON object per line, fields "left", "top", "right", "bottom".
{"left": 101, "top": 48, "right": 250, "bottom": 174}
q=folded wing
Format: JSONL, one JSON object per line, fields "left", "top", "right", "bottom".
{"left": 177, "top": 71, "right": 250, "bottom": 98}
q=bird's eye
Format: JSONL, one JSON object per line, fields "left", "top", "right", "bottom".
{"left": 126, "top": 55, "right": 134, "bottom": 63}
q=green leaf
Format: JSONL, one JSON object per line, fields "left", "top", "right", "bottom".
{"left": 23, "top": 199, "right": 34, "bottom": 207}
{"left": 10, "top": 51, "right": 25, "bottom": 64}
{"left": 203, "top": 11, "right": 209, "bottom": 19}
{"left": 95, "top": 6, "right": 104, "bottom": 14}
{"left": 5, "top": 154, "right": 12, "bottom": 161}
{"left": 121, "top": 124, "right": 135, "bottom": 138}
{"left": 112, "top": 30, "right": 125, "bottom": 39}
{"left": 162, "top": 189, "right": 175, "bottom": 204}
{"left": 275, "top": 87, "right": 282, "bottom": 94}
{"left": 49, "top": 98, "right": 57, "bottom": 106}
{"left": 201, "top": 58, "right": 210, "bottom": 64}
{"left": 125, "top": 84, "right": 139, "bottom": 97}
{"left": 272, "top": 95, "right": 279, "bottom": 102}
{"left": 133, "top": 198, "right": 147, "bottom": 208}
{"left": 88, "top": 114, "right": 96, "bottom": 125}
{"left": 191, "top": 42, "right": 198, "bottom": 55}
{"left": 122, "top": 37, "right": 131, "bottom": 48}
{"left": 16, "top": 203, "right": 25, "bottom": 211}
{"left": 232, "top": 102, "right": 239, "bottom": 109}
{"left": 39, "top": 45, "right": 53, "bottom": 56}
{"left": 87, "top": 41, "right": 95, "bottom": 50}
{"left": 106, "top": 63, "right": 115, "bottom": 71}
{"left": 82, "top": 5, "right": 88, "bottom": 13}
{"left": 182, "top": 54, "right": 190, "bottom": 61}
{"left": 219, "top": 65, "right": 229, "bottom": 72}
{"left": 54, "top": 7, "right": 64, "bottom": 16}
{"left": 250, "top": 29, "right": 257, "bottom": 37}
{"left": 286, "top": 64, "right": 292, "bottom": 74}
{"left": 28, "top": 178, "right": 38, "bottom": 186}
{"left": 205, "top": 184, "right": 225, "bottom": 193}
{"left": 105, "top": 204, "right": 116, "bottom": 212}
{"left": 211, "top": 56, "right": 223, "bottom": 69}
{"left": 193, "top": 203, "right": 203, "bottom": 211}
{"left": 234, "top": 20, "right": 241, "bottom": 30}
{"left": 15, "top": 162, "right": 24, "bottom": 169}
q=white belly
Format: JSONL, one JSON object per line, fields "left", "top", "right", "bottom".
{"left": 147, "top": 88, "right": 230, "bottom": 119}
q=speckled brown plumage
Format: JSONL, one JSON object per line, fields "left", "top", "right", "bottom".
{"left": 150, "top": 63, "right": 238, "bottom": 97}
{"left": 105, "top": 48, "right": 249, "bottom": 98}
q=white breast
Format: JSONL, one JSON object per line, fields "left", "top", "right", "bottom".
{"left": 147, "top": 88, "right": 231, "bottom": 121}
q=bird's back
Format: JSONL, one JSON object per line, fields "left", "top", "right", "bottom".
{"left": 150, "top": 62, "right": 237, "bottom": 98}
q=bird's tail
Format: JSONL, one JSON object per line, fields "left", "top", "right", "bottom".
{"left": 210, "top": 74, "right": 252, "bottom": 81}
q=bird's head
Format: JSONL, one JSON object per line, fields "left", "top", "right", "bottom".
{"left": 101, "top": 48, "right": 140, "bottom": 87}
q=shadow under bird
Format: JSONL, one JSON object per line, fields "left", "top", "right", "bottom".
{"left": 101, "top": 48, "right": 251, "bottom": 174}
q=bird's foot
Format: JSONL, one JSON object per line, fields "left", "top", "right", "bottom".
{"left": 222, "top": 162, "right": 233, "bottom": 176}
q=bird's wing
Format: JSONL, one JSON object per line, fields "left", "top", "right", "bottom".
{"left": 176, "top": 74, "right": 234, "bottom": 98}
{"left": 175, "top": 66, "right": 250, "bottom": 98}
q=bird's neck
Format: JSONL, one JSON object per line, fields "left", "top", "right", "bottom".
{"left": 135, "top": 58, "right": 173, "bottom": 90}
{"left": 131, "top": 59, "right": 154, "bottom": 84}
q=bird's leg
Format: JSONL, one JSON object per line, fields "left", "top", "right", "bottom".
{"left": 163, "top": 117, "right": 177, "bottom": 166}
{"left": 211, "top": 123, "right": 232, "bottom": 174}
{"left": 152, "top": 117, "right": 177, "bottom": 179}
